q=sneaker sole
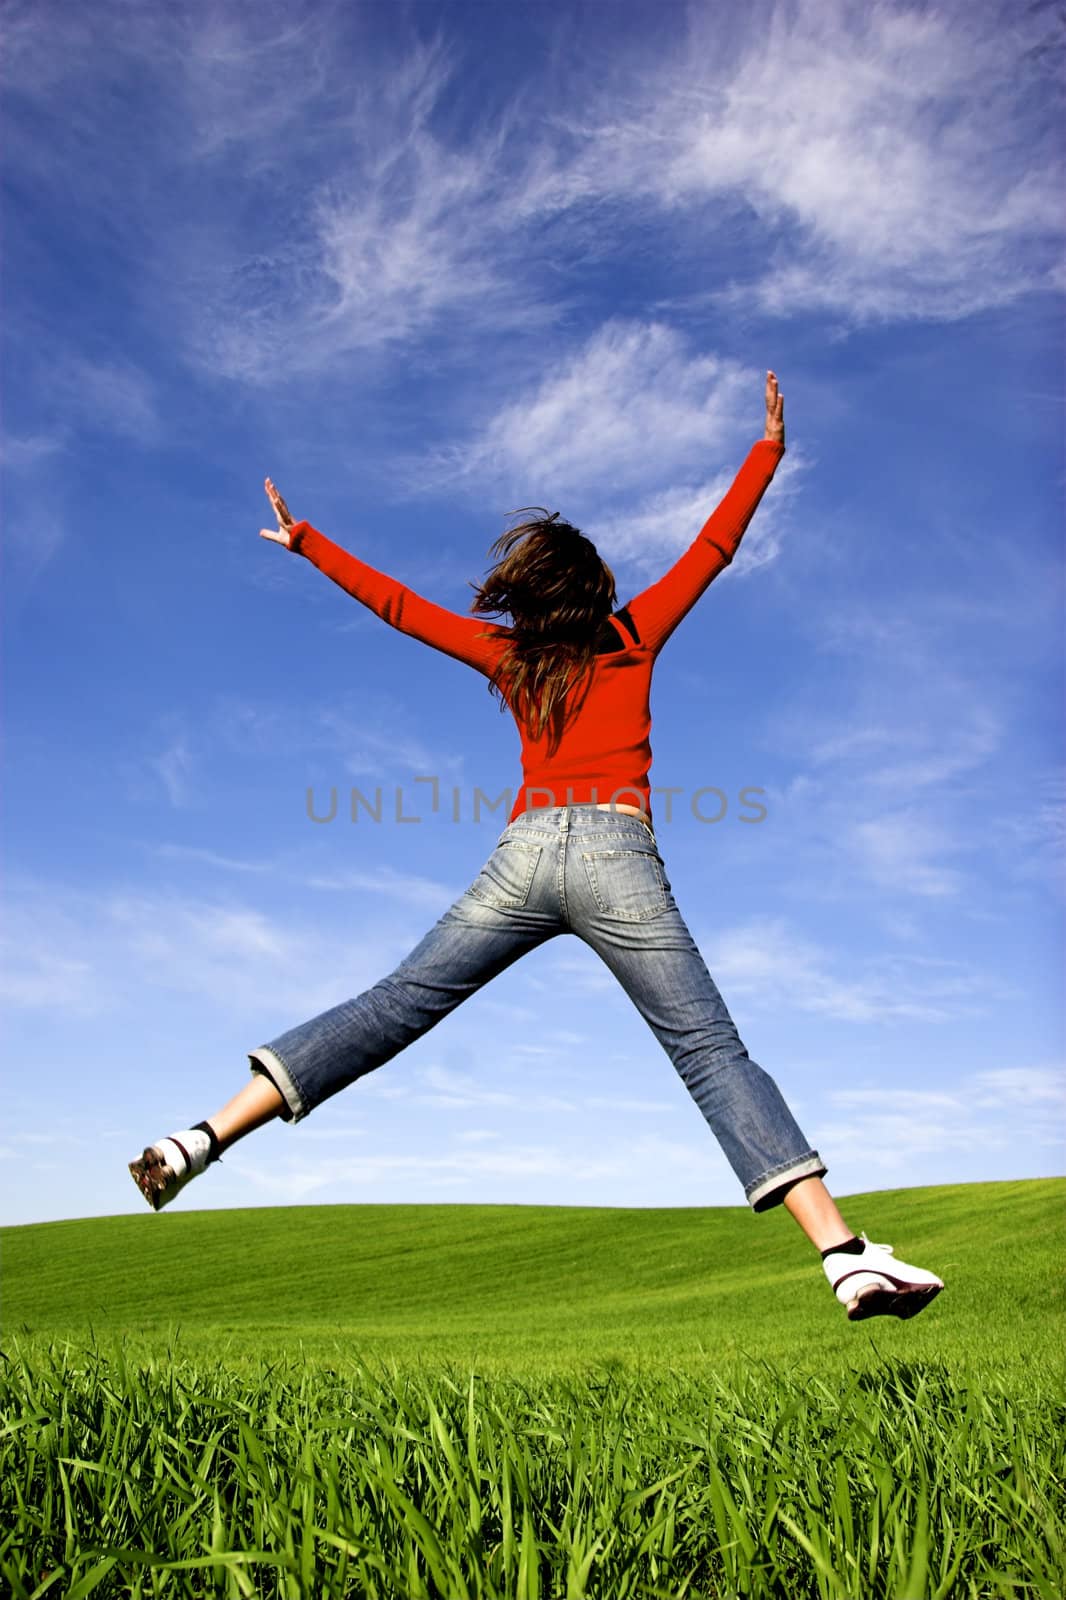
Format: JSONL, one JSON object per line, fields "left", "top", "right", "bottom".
{"left": 129, "top": 1147, "right": 173, "bottom": 1211}
{"left": 847, "top": 1281, "right": 943, "bottom": 1321}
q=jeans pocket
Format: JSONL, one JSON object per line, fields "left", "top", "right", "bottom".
{"left": 581, "top": 848, "right": 671, "bottom": 919}
{"left": 467, "top": 842, "right": 542, "bottom": 908}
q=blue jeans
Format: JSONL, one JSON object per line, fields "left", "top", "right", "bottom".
{"left": 249, "top": 806, "right": 826, "bottom": 1211}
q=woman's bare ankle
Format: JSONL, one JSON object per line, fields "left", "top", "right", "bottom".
{"left": 782, "top": 1176, "right": 856, "bottom": 1253}
{"left": 206, "top": 1075, "right": 285, "bottom": 1152}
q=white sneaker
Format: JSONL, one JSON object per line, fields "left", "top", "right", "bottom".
{"left": 129, "top": 1129, "right": 214, "bottom": 1211}
{"left": 823, "top": 1232, "right": 945, "bottom": 1322}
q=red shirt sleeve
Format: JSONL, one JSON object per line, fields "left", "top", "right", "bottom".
{"left": 624, "top": 439, "right": 785, "bottom": 655}
{"left": 287, "top": 522, "right": 507, "bottom": 677}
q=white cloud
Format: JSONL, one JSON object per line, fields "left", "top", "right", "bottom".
{"left": 757, "top": 658, "right": 1022, "bottom": 905}
{"left": 428, "top": 322, "right": 753, "bottom": 499}
{"left": 151, "top": 844, "right": 273, "bottom": 875}
{"left": 310, "top": 131, "right": 539, "bottom": 351}
{"left": 116, "top": 692, "right": 471, "bottom": 823}
{"left": 416, "top": 1063, "right": 578, "bottom": 1114}
{"left": 4, "top": 0, "right": 1058, "bottom": 404}
{"left": 1, "top": 507, "right": 67, "bottom": 594}
{"left": 171, "top": 8, "right": 328, "bottom": 163}
{"left": 590, "top": 454, "right": 801, "bottom": 582}
{"left": 0, "top": 430, "right": 67, "bottom": 469}
{"left": 970, "top": 1067, "right": 1066, "bottom": 1108}
{"left": 0, "top": 937, "right": 102, "bottom": 1017}
{"left": 204, "top": 694, "right": 468, "bottom": 786}
{"left": 59, "top": 357, "right": 160, "bottom": 444}
{"left": 809, "top": 705, "right": 1004, "bottom": 795}
{"left": 585, "top": 1097, "right": 674, "bottom": 1114}
{"left": 830, "top": 1088, "right": 964, "bottom": 1112}
{"left": 993, "top": 769, "right": 1066, "bottom": 895}
{"left": 532, "top": 951, "right": 616, "bottom": 995}
{"left": 160, "top": 29, "right": 560, "bottom": 384}
{"left": 569, "top": 0, "right": 1063, "bottom": 324}
{"left": 149, "top": 736, "right": 197, "bottom": 809}
{"left": 813, "top": 1111, "right": 1002, "bottom": 1166}
{"left": 701, "top": 915, "right": 996, "bottom": 1022}
{"left": 417, "top": 320, "right": 805, "bottom": 577}
{"left": 0, "top": 875, "right": 426, "bottom": 1021}
{"left": 814, "top": 1063, "right": 1066, "bottom": 1168}
{"left": 319, "top": 1062, "right": 675, "bottom": 1121}
{"left": 302, "top": 865, "right": 462, "bottom": 911}
{"left": 846, "top": 812, "right": 967, "bottom": 899}
{"left": 108, "top": 893, "right": 292, "bottom": 966}
{"left": 221, "top": 1130, "right": 720, "bottom": 1202}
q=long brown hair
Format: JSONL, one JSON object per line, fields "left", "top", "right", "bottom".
{"left": 468, "top": 507, "right": 616, "bottom": 751}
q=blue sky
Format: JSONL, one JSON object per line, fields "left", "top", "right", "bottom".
{"left": 2, "top": 0, "right": 1062, "bottom": 1227}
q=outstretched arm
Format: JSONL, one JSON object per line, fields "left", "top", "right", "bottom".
{"left": 259, "top": 481, "right": 506, "bottom": 677}
{"left": 624, "top": 372, "right": 786, "bottom": 656}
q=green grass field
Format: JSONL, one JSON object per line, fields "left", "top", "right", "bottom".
{"left": 2, "top": 1179, "right": 1063, "bottom": 1596}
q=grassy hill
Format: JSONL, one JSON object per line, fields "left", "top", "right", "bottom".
{"left": 2, "top": 1178, "right": 1063, "bottom": 1382}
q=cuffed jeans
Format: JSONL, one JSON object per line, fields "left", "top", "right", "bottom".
{"left": 249, "top": 806, "right": 826, "bottom": 1211}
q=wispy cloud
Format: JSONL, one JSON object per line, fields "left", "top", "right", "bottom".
{"left": 831, "top": 1088, "right": 965, "bottom": 1113}
{"left": 0, "top": 430, "right": 67, "bottom": 469}
{"left": 756, "top": 632, "right": 1036, "bottom": 904}
{"left": 144, "top": 846, "right": 463, "bottom": 915}
{"left": 807, "top": 705, "right": 1004, "bottom": 795}
{"left": 0, "top": 875, "right": 430, "bottom": 1022}
{"left": 416, "top": 1063, "right": 577, "bottom": 1114}
{"left": 148, "top": 735, "right": 198, "bottom": 809}
{"left": 2, "top": 506, "right": 67, "bottom": 595}
{"left": 308, "top": 99, "right": 549, "bottom": 349}
{"left": 151, "top": 844, "right": 274, "bottom": 875}
{"left": 222, "top": 1130, "right": 720, "bottom": 1202}
{"left": 701, "top": 915, "right": 1001, "bottom": 1022}
{"left": 816, "top": 1063, "right": 1066, "bottom": 1168}
{"left": 814, "top": 1110, "right": 1003, "bottom": 1167}
{"left": 426, "top": 323, "right": 752, "bottom": 497}
{"left": 203, "top": 694, "right": 468, "bottom": 785}
{"left": 591, "top": 455, "right": 801, "bottom": 581}
{"left": 970, "top": 1066, "right": 1066, "bottom": 1109}
{"left": 57, "top": 357, "right": 160, "bottom": 444}
{"left": 117, "top": 692, "right": 471, "bottom": 816}
{"left": 157, "top": 28, "right": 561, "bottom": 384}
{"left": 415, "top": 321, "right": 805, "bottom": 576}
{"left": 394, "top": 1062, "right": 674, "bottom": 1119}
{"left": 170, "top": 7, "right": 330, "bottom": 163}
{"left": 0, "top": 933, "right": 102, "bottom": 1017}
{"left": 6, "top": 0, "right": 1055, "bottom": 403}
{"left": 501, "top": 907, "right": 1003, "bottom": 1023}
{"left": 993, "top": 768, "right": 1066, "bottom": 895}
{"left": 570, "top": 0, "right": 1063, "bottom": 324}
{"left": 829, "top": 1068, "right": 1066, "bottom": 1116}
{"left": 845, "top": 812, "right": 968, "bottom": 899}
{"left": 302, "top": 865, "right": 462, "bottom": 911}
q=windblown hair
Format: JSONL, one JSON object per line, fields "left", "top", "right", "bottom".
{"left": 468, "top": 507, "right": 616, "bottom": 752}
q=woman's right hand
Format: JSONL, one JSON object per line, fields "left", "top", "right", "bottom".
{"left": 260, "top": 477, "right": 297, "bottom": 548}
{"left": 764, "top": 370, "right": 785, "bottom": 445}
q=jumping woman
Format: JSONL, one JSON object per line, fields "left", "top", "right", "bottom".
{"left": 130, "top": 372, "right": 944, "bottom": 1323}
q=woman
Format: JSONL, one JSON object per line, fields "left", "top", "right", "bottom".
{"left": 130, "top": 373, "right": 944, "bottom": 1323}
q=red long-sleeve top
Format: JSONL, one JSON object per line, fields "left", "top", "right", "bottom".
{"left": 287, "top": 438, "right": 785, "bottom": 823}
